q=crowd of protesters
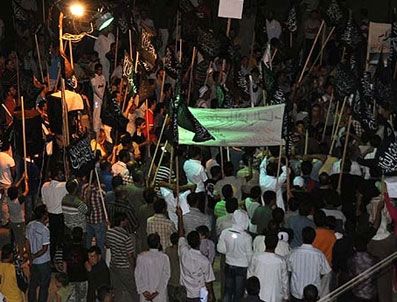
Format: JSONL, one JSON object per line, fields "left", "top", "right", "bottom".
{"left": 0, "top": 0, "right": 395, "bottom": 302}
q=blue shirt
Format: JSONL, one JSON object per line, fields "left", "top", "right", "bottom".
{"left": 26, "top": 220, "right": 50, "bottom": 264}
{"left": 286, "top": 215, "right": 316, "bottom": 248}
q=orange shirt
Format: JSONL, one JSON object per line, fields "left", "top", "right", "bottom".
{"left": 313, "top": 228, "right": 336, "bottom": 264}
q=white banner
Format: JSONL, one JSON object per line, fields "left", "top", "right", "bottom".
{"left": 218, "top": 0, "right": 244, "bottom": 19}
{"left": 178, "top": 104, "right": 285, "bottom": 147}
{"left": 366, "top": 22, "right": 391, "bottom": 71}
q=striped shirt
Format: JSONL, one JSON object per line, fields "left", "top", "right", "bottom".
{"left": 107, "top": 201, "right": 138, "bottom": 234}
{"left": 154, "top": 165, "right": 175, "bottom": 196}
{"left": 147, "top": 214, "right": 176, "bottom": 249}
{"left": 83, "top": 184, "right": 106, "bottom": 225}
{"left": 106, "top": 226, "right": 135, "bottom": 269}
{"left": 287, "top": 244, "right": 331, "bottom": 299}
{"left": 183, "top": 208, "right": 211, "bottom": 235}
{"left": 62, "top": 194, "right": 88, "bottom": 231}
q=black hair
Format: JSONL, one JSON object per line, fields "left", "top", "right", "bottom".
{"left": 303, "top": 284, "right": 319, "bottom": 302}
{"left": 111, "top": 175, "right": 124, "bottom": 189}
{"left": 135, "top": 117, "right": 146, "bottom": 128}
{"left": 187, "top": 231, "right": 201, "bottom": 249}
{"left": 34, "top": 205, "right": 48, "bottom": 220}
{"left": 299, "top": 201, "right": 313, "bottom": 216}
{"left": 353, "top": 233, "right": 368, "bottom": 252}
{"left": 318, "top": 172, "right": 329, "bottom": 186}
{"left": 245, "top": 276, "right": 261, "bottom": 296}
{"left": 272, "top": 208, "right": 285, "bottom": 224}
{"left": 225, "top": 198, "right": 238, "bottom": 214}
{"left": 7, "top": 186, "right": 19, "bottom": 200}
{"left": 265, "top": 233, "right": 279, "bottom": 250}
{"left": 113, "top": 212, "right": 128, "bottom": 227}
{"left": 313, "top": 210, "right": 327, "bottom": 227}
{"left": 266, "top": 162, "right": 277, "bottom": 177}
{"left": 250, "top": 186, "right": 261, "bottom": 199}
{"left": 153, "top": 198, "right": 166, "bottom": 214}
{"left": 301, "top": 160, "right": 313, "bottom": 176}
{"left": 210, "top": 165, "right": 222, "bottom": 179}
{"left": 147, "top": 233, "right": 161, "bottom": 249}
{"left": 100, "top": 160, "right": 111, "bottom": 171}
{"left": 118, "top": 149, "right": 130, "bottom": 162}
{"left": 222, "top": 184, "right": 234, "bottom": 199}
{"left": 263, "top": 190, "right": 276, "bottom": 205}
{"left": 94, "top": 63, "right": 103, "bottom": 71}
{"left": 187, "top": 192, "right": 198, "bottom": 207}
{"left": 170, "top": 232, "right": 179, "bottom": 246}
{"left": 1, "top": 244, "right": 13, "bottom": 260}
{"left": 88, "top": 245, "right": 101, "bottom": 255}
{"left": 223, "top": 161, "right": 234, "bottom": 176}
{"left": 196, "top": 225, "right": 210, "bottom": 238}
{"left": 326, "top": 216, "right": 336, "bottom": 231}
{"left": 188, "top": 146, "right": 202, "bottom": 159}
{"left": 97, "top": 285, "right": 113, "bottom": 302}
{"left": 288, "top": 197, "right": 299, "bottom": 212}
{"left": 302, "top": 227, "right": 316, "bottom": 244}
{"left": 143, "top": 188, "right": 156, "bottom": 204}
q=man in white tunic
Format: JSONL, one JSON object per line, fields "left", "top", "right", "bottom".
{"left": 248, "top": 233, "right": 289, "bottom": 302}
{"left": 90, "top": 64, "right": 106, "bottom": 134}
{"left": 135, "top": 233, "right": 170, "bottom": 302}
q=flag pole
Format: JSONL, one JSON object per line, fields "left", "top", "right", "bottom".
{"left": 308, "top": 27, "right": 335, "bottom": 74}
{"left": 35, "top": 34, "right": 45, "bottom": 82}
{"left": 298, "top": 20, "right": 325, "bottom": 84}
{"left": 114, "top": 27, "right": 119, "bottom": 73}
{"left": 322, "top": 92, "right": 334, "bottom": 142}
{"left": 21, "top": 96, "right": 27, "bottom": 176}
{"left": 151, "top": 141, "right": 169, "bottom": 187}
{"left": 329, "top": 96, "right": 347, "bottom": 155}
{"left": 187, "top": 47, "right": 197, "bottom": 104}
{"left": 337, "top": 116, "right": 352, "bottom": 193}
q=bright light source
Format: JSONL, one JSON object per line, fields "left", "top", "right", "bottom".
{"left": 69, "top": 3, "right": 85, "bottom": 17}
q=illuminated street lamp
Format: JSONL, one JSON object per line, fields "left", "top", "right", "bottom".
{"left": 69, "top": 2, "right": 85, "bottom": 17}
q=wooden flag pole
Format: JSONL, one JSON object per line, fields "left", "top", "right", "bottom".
{"left": 151, "top": 141, "right": 169, "bottom": 187}
{"left": 220, "top": 147, "right": 225, "bottom": 178}
{"left": 322, "top": 92, "right": 334, "bottom": 142}
{"left": 329, "top": 97, "right": 347, "bottom": 155}
{"left": 187, "top": 47, "right": 197, "bottom": 104}
{"left": 203, "top": 60, "right": 213, "bottom": 87}
{"left": 129, "top": 29, "right": 133, "bottom": 60}
{"left": 286, "top": 157, "right": 291, "bottom": 201}
{"left": 337, "top": 116, "right": 352, "bottom": 193}
{"left": 308, "top": 27, "right": 335, "bottom": 74}
{"left": 145, "top": 99, "right": 151, "bottom": 158}
{"left": 276, "top": 145, "right": 283, "bottom": 186}
{"left": 222, "top": 18, "right": 232, "bottom": 84}
{"left": 134, "top": 51, "right": 140, "bottom": 73}
{"left": 304, "top": 129, "right": 309, "bottom": 155}
{"left": 147, "top": 114, "right": 169, "bottom": 186}
{"left": 160, "top": 58, "right": 166, "bottom": 102}
{"left": 34, "top": 34, "right": 45, "bottom": 82}
{"left": 169, "top": 147, "right": 174, "bottom": 183}
{"left": 289, "top": 32, "right": 293, "bottom": 48}
{"left": 330, "top": 100, "right": 340, "bottom": 142}
{"left": 94, "top": 168, "right": 109, "bottom": 223}
{"left": 21, "top": 96, "right": 27, "bottom": 176}
{"left": 69, "top": 40, "right": 74, "bottom": 69}
{"left": 298, "top": 20, "right": 325, "bottom": 84}
{"left": 114, "top": 27, "right": 119, "bottom": 73}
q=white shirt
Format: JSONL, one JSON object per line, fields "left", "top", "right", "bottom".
{"left": 266, "top": 19, "right": 282, "bottom": 40}
{"left": 321, "top": 208, "right": 346, "bottom": 224}
{"left": 216, "top": 214, "right": 233, "bottom": 237}
{"left": 0, "top": 151, "right": 15, "bottom": 188}
{"left": 178, "top": 237, "right": 215, "bottom": 298}
{"left": 135, "top": 249, "right": 171, "bottom": 302}
{"left": 252, "top": 235, "right": 291, "bottom": 258}
{"left": 259, "top": 158, "right": 287, "bottom": 210}
{"left": 183, "top": 159, "right": 208, "bottom": 193}
{"left": 41, "top": 180, "right": 67, "bottom": 214}
{"left": 160, "top": 187, "right": 190, "bottom": 227}
{"left": 111, "top": 161, "right": 129, "bottom": 178}
{"left": 287, "top": 244, "right": 331, "bottom": 299}
{"left": 245, "top": 198, "right": 260, "bottom": 234}
{"left": 367, "top": 196, "right": 392, "bottom": 241}
{"left": 330, "top": 160, "right": 362, "bottom": 176}
{"left": 248, "top": 252, "right": 289, "bottom": 302}
{"left": 217, "top": 227, "right": 253, "bottom": 267}
{"left": 90, "top": 73, "right": 106, "bottom": 104}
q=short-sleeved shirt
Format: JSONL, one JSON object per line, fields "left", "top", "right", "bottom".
{"left": 147, "top": 214, "right": 176, "bottom": 249}
{"left": 106, "top": 226, "right": 134, "bottom": 269}
{"left": 26, "top": 220, "right": 51, "bottom": 264}
{"left": 214, "top": 200, "right": 226, "bottom": 218}
{"left": 7, "top": 196, "right": 25, "bottom": 223}
{"left": 178, "top": 237, "right": 215, "bottom": 298}
{"left": 0, "top": 262, "right": 23, "bottom": 302}
{"left": 0, "top": 151, "right": 15, "bottom": 188}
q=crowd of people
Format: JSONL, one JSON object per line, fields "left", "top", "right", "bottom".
{"left": 0, "top": 0, "right": 395, "bottom": 302}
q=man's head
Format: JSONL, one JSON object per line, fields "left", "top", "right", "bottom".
{"left": 250, "top": 186, "right": 261, "bottom": 200}
{"left": 113, "top": 212, "right": 128, "bottom": 228}
{"left": 222, "top": 184, "right": 234, "bottom": 200}
{"left": 7, "top": 186, "right": 18, "bottom": 200}
{"left": 97, "top": 285, "right": 114, "bottom": 302}
{"left": 266, "top": 162, "right": 277, "bottom": 177}
{"left": 225, "top": 198, "right": 238, "bottom": 214}
{"left": 302, "top": 227, "right": 316, "bottom": 244}
{"left": 143, "top": 188, "right": 156, "bottom": 204}
{"left": 299, "top": 201, "right": 313, "bottom": 217}
{"left": 118, "top": 149, "right": 130, "bottom": 164}
{"left": 313, "top": 210, "right": 327, "bottom": 228}
{"left": 87, "top": 246, "right": 102, "bottom": 266}
{"left": 6, "top": 85, "right": 16, "bottom": 97}
{"left": 353, "top": 234, "right": 368, "bottom": 252}
{"left": 1, "top": 244, "right": 13, "bottom": 263}
{"left": 111, "top": 175, "right": 123, "bottom": 190}
{"left": 223, "top": 161, "right": 234, "bottom": 177}
{"left": 135, "top": 117, "right": 146, "bottom": 130}
{"left": 187, "top": 230, "right": 201, "bottom": 250}
{"left": 153, "top": 198, "right": 167, "bottom": 214}
{"left": 66, "top": 179, "right": 79, "bottom": 195}
{"left": 263, "top": 190, "right": 276, "bottom": 206}
{"left": 319, "top": 172, "right": 330, "bottom": 186}
{"left": 34, "top": 205, "right": 49, "bottom": 224}
{"left": 188, "top": 146, "right": 202, "bottom": 160}
{"left": 301, "top": 160, "right": 313, "bottom": 176}
{"left": 245, "top": 276, "right": 261, "bottom": 296}
{"left": 147, "top": 233, "right": 161, "bottom": 250}
{"left": 170, "top": 232, "right": 179, "bottom": 246}
{"left": 95, "top": 63, "right": 103, "bottom": 75}
{"left": 187, "top": 192, "right": 198, "bottom": 208}
{"left": 272, "top": 207, "right": 285, "bottom": 224}
{"left": 265, "top": 233, "right": 279, "bottom": 252}
{"left": 303, "top": 284, "right": 319, "bottom": 302}
{"left": 100, "top": 160, "right": 111, "bottom": 172}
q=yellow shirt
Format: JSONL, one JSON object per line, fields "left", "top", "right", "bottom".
{"left": 0, "top": 262, "right": 23, "bottom": 302}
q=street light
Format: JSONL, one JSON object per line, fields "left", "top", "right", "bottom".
{"left": 69, "top": 2, "right": 85, "bottom": 17}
